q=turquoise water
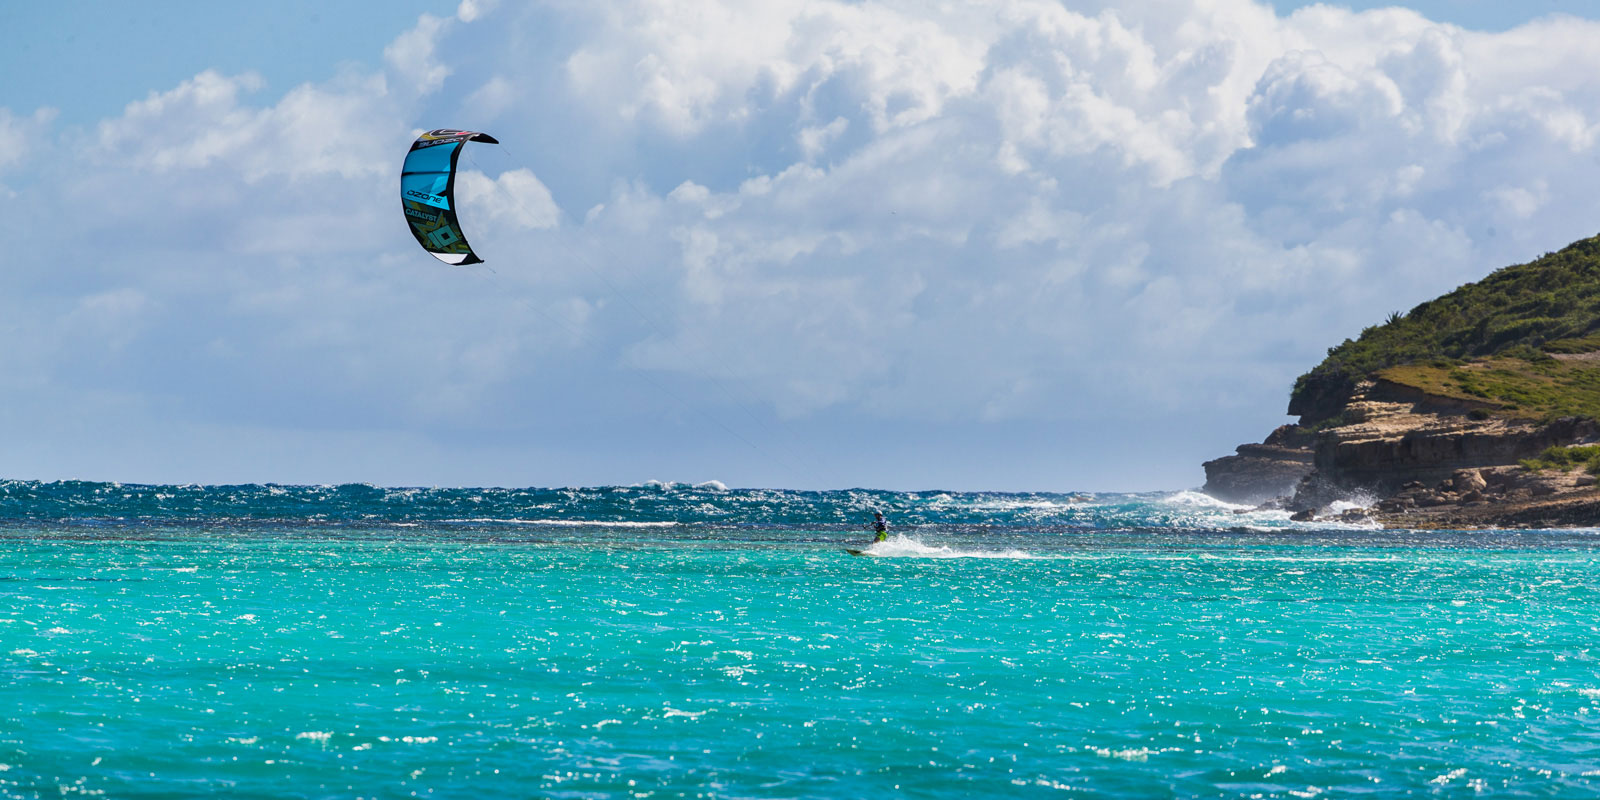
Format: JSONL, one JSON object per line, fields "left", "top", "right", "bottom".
{"left": 3, "top": 482, "right": 1599, "bottom": 797}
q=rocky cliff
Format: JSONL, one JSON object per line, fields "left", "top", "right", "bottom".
{"left": 1286, "top": 381, "right": 1599, "bottom": 522}
{"left": 1201, "top": 426, "right": 1314, "bottom": 505}
{"left": 1294, "top": 381, "right": 1592, "bottom": 498}
{"left": 1205, "top": 234, "right": 1600, "bottom": 528}
{"left": 1208, "top": 379, "right": 1600, "bottom": 527}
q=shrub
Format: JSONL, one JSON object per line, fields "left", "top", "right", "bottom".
{"left": 1523, "top": 445, "right": 1600, "bottom": 473}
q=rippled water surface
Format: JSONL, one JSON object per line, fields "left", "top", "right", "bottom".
{"left": 3, "top": 482, "right": 1599, "bottom": 797}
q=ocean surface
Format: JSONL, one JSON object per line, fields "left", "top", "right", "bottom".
{"left": 3, "top": 480, "right": 1599, "bottom": 798}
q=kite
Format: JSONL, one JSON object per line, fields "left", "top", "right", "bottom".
{"left": 401, "top": 128, "right": 499, "bottom": 265}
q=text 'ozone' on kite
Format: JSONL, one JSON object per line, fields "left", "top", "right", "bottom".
{"left": 401, "top": 128, "right": 499, "bottom": 266}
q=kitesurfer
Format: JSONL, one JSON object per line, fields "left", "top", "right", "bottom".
{"left": 870, "top": 510, "right": 889, "bottom": 543}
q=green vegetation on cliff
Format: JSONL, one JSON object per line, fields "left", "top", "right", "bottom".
{"left": 1290, "top": 234, "right": 1600, "bottom": 424}
{"left": 1521, "top": 444, "right": 1600, "bottom": 475}
{"left": 1379, "top": 357, "right": 1600, "bottom": 422}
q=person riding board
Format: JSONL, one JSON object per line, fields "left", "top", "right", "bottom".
{"left": 870, "top": 510, "right": 889, "bottom": 543}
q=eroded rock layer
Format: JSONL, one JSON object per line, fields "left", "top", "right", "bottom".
{"left": 1206, "top": 381, "right": 1600, "bottom": 528}
{"left": 1202, "top": 426, "right": 1315, "bottom": 505}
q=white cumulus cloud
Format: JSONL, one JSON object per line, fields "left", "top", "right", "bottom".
{"left": 5, "top": 0, "right": 1600, "bottom": 489}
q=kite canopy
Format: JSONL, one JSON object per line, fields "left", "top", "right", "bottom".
{"left": 401, "top": 128, "right": 500, "bottom": 266}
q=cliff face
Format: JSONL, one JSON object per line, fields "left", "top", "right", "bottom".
{"left": 1284, "top": 381, "right": 1599, "bottom": 517}
{"left": 1202, "top": 426, "right": 1315, "bottom": 505}
{"left": 1205, "top": 376, "right": 1600, "bottom": 526}
{"left": 1302, "top": 382, "right": 1582, "bottom": 489}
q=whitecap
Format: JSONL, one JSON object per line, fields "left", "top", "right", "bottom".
{"left": 1093, "top": 746, "right": 1152, "bottom": 761}
{"left": 1326, "top": 493, "right": 1378, "bottom": 514}
{"left": 447, "top": 518, "right": 676, "bottom": 527}
{"left": 962, "top": 498, "right": 1083, "bottom": 513}
{"left": 1163, "top": 490, "right": 1249, "bottom": 510}
{"left": 862, "top": 535, "right": 1033, "bottom": 559}
{"left": 1429, "top": 768, "right": 1468, "bottom": 785}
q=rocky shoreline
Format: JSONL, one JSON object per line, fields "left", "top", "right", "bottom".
{"left": 1203, "top": 380, "right": 1600, "bottom": 529}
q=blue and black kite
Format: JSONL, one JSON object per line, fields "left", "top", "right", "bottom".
{"left": 401, "top": 128, "right": 498, "bottom": 265}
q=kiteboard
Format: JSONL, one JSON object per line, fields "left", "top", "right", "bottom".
{"left": 844, "top": 548, "right": 868, "bottom": 556}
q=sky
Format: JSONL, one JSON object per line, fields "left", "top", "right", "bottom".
{"left": 4, "top": 1, "right": 1600, "bottom": 492}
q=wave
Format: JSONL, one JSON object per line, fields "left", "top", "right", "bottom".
{"left": 858, "top": 535, "right": 1034, "bottom": 559}
{"left": 1152, "top": 490, "right": 1391, "bottom": 531}
{"left": 1162, "top": 490, "right": 1251, "bottom": 510}
{"left": 638, "top": 480, "right": 729, "bottom": 492}
{"left": 446, "top": 518, "right": 679, "bottom": 528}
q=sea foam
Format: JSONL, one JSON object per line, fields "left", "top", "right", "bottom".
{"left": 862, "top": 535, "right": 1033, "bottom": 559}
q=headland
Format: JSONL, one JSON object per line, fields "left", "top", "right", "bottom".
{"left": 1204, "top": 234, "right": 1600, "bottom": 528}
